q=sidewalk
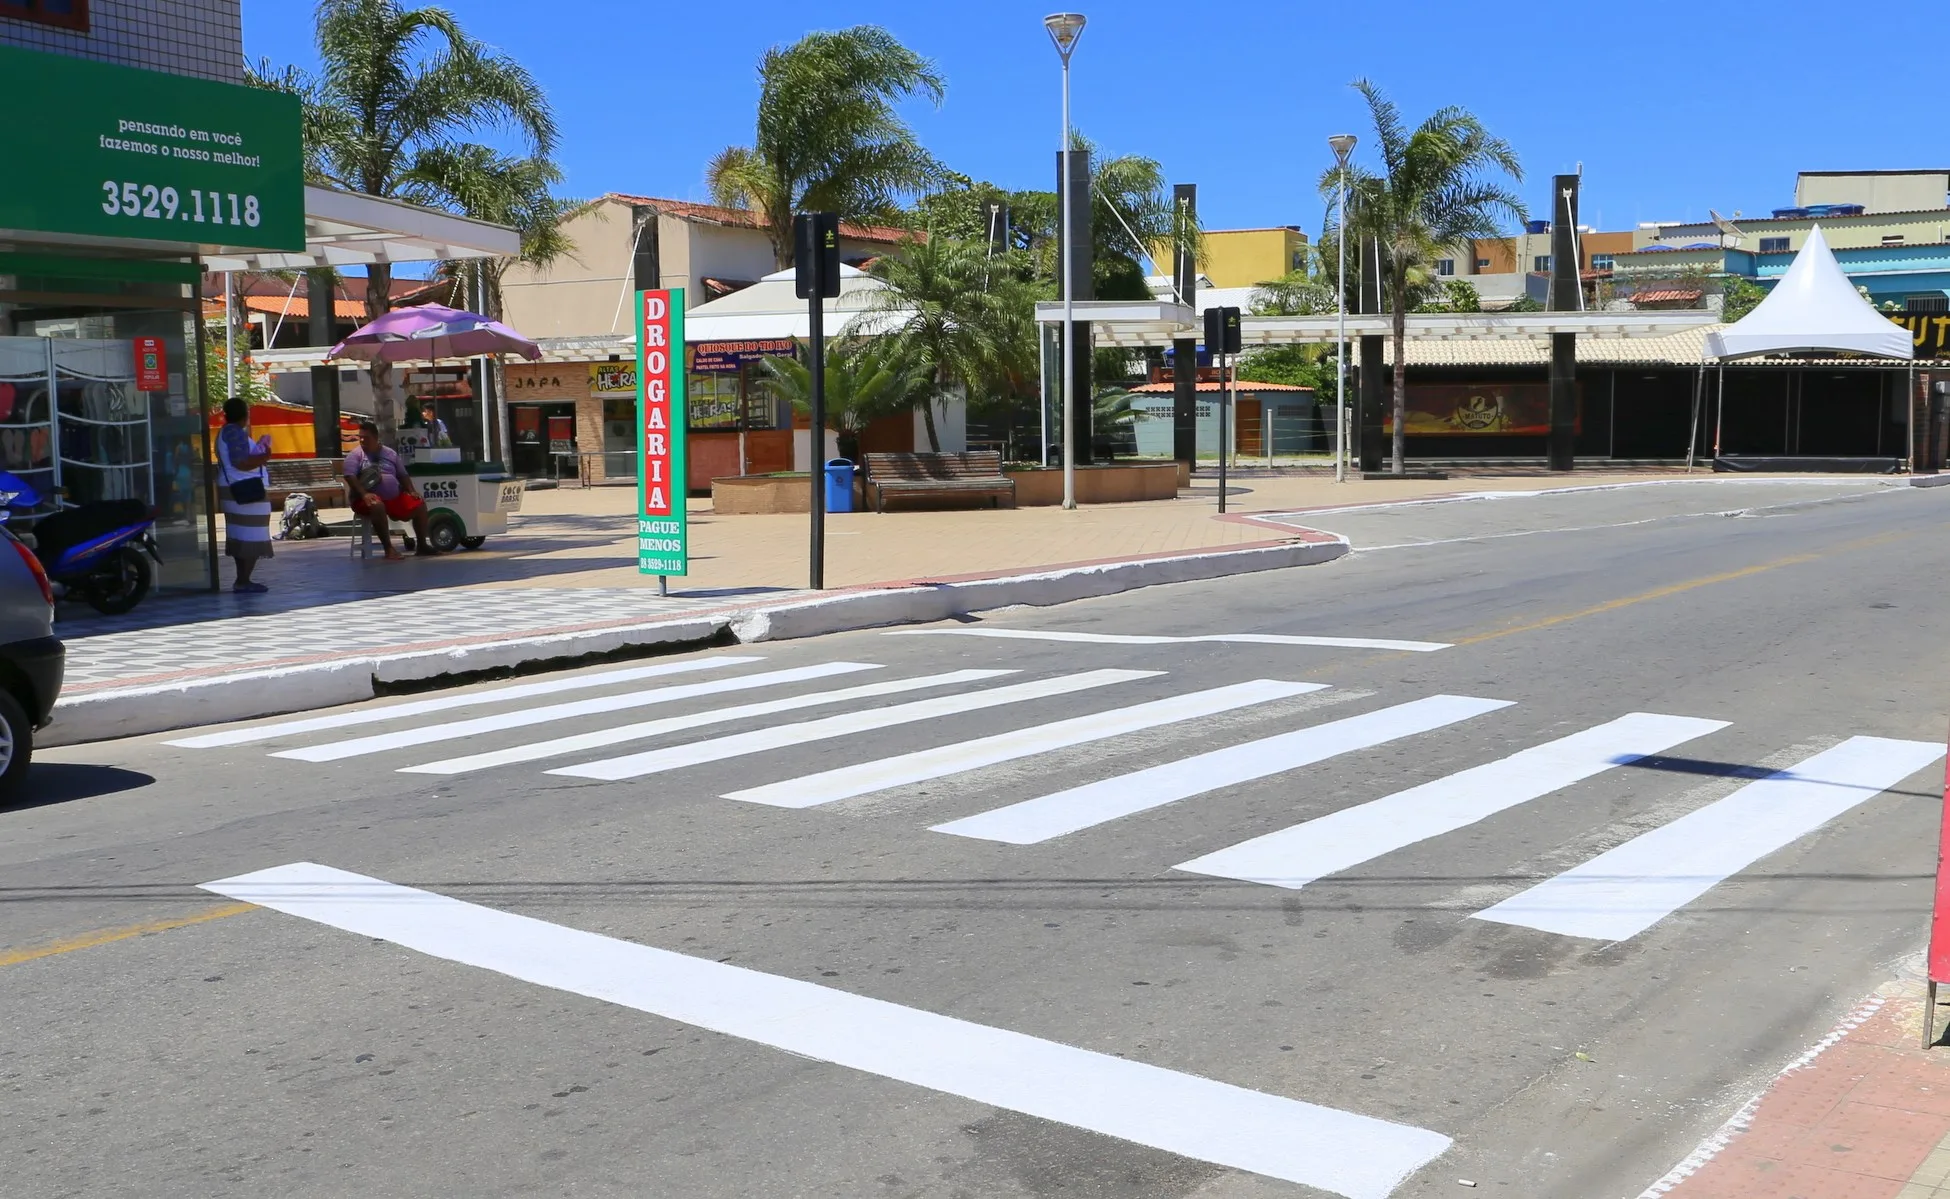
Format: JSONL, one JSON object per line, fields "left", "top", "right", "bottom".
{"left": 1642, "top": 970, "right": 1950, "bottom": 1199}
{"left": 38, "top": 469, "right": 1805, "bottom": 744}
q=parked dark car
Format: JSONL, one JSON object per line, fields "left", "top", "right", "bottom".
{"left": 0, "top": 520, "right": 63, "bottom": 801}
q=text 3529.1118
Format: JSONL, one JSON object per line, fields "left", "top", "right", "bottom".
{"left": 100, "top": 182, "right": 261, "bottom": 228}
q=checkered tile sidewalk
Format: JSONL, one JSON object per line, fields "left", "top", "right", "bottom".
{"left": 59, "top": 588, "right": 745, "bottom": 691}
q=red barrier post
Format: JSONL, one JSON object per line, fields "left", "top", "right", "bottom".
{"left": 1927, "top": 739, "right": 1950, "bottom": 1047}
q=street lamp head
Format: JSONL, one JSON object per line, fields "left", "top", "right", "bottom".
{"left": 1328, "top": 134, "right": 1358, "bottom": 166}
{"left": 1044, "top": 12, "right": 1086, "bottom": 62}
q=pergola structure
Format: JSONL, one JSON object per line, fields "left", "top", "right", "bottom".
{"left": 1033, "top": 300, "right": 1721, "bottom": 470}
{"left": 201, "top": 185, "right": 520, "bottom": 273}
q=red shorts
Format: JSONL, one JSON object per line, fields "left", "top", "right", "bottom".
{"left": 361, "top": 492, "right": 424, "bottom": 521}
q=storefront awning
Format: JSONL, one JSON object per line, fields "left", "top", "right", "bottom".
{"left": 200, "top": 186, "right": 519, "bottom": 273}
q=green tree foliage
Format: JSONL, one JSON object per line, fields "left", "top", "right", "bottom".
{"left": 865, "top": 237, "right": 1044, "bottom": 451}
{"left": 752, "top": 341, "right": 931, "bottom": 462}
{"left": 1720, "top": 276, "right": 1768, "bottom": 322}
{"left": 256, "top": 0, "right": 557, "bottom": 441}
{"left": 1416, "top": 279, "right": 1483, "bottom": 313}
{"left": 1322, "top": 80, "right": 1524, "bottom": 473}
{"left": 709, "top": 27, "right": 945, "bottom": 270}
{"left": 1238, "top": 345, "right": 1332, "bottom": 393}
{"left": 921, "top": 141, "right": 1194, "bottom": 301}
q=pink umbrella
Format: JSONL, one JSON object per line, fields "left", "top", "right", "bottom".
{"left": 327, "top": 303, "right": 542, "bottom": 363}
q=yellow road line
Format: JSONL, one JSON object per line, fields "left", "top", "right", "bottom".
{"left": 1451, "top": 529, "right": 1913, "bottom": 648}
{"left": 0, "top": 901, "right": 255, "bottom": 967}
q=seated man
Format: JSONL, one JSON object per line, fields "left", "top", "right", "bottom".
{"left": 344, "top": 420, "right": 433, "bottom": 560}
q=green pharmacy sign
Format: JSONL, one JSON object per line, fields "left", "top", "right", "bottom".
{"left": 0, "top": 44, "right": 304, "bottom": 252}
{"left": 636, "top": 289, "right": 689, "bottom": 576}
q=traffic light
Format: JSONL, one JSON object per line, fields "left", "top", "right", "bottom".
{"left": 794, "top": 212, "right": 841, "bottom": 299}
{"left": 1203, "top": 305, "right": 1241, "bottom": 355}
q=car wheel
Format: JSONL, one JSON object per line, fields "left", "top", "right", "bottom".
{"left": 426, "top": 512, "right": 464, "bottom": 554}
{"left": 85, "top": 547, "right": 151, "bottom": 615}
{"left": 0, "top": 688, "right": 34, "bottom": 806}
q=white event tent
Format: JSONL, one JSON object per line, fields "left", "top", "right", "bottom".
{"left": 683, "top": 263, "right": 910, "bottom": 343}
{"left": 1704, "top": 226, "right": 1912, "bottom": 361}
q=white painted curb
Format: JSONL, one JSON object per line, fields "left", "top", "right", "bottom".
{"left": 44, "top": 537, "right": 1347, "bottom": 746}
{"left": 730, "top": 538, "right": 1348, "bottom": 643}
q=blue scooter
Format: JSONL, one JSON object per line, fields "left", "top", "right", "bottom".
{"left": 0, "top": 471, "right": 160, "bottom": 615}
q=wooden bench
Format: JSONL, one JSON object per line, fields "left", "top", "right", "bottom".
{"left": 864, "top": 451, "right": 1016, "bottom": 513}
{"left": 266, "top": 458, "right": 349, "bottom": 510}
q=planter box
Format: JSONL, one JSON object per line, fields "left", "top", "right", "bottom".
{"left": 713, "top": 474, "right": 809, "bottom": 514}
{"left": 712, "top": 474, "right": 864, "bottom": 514}
{"left": 1005, "top": 462, "right": 1181, "bottom": 506}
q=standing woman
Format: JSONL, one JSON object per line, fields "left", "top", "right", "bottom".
{"left": 216, "top": 397, "right": 274, "bottom": 593}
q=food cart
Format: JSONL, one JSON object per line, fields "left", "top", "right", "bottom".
{"left": 405, "top": 459, "right": 522, "bottom": 551}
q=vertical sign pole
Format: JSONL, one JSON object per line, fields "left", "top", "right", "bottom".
{"left": 1218, "top": 350, "right": 1229, "bottom": 515}
{"left": 636, "top": 288, "right": 688, "bottom": 583}
{"left": 808, "top": 255, "right": 826, "bottom": 591}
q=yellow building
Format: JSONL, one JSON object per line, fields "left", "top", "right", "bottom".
{"left": 1151, "top": 226, "right": 1308, "bottom": 289}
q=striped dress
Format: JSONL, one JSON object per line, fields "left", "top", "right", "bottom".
{"left": 217, "top": 423, "right": 273, "bottom": 563}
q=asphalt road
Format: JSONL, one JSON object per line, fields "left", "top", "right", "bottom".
{"left": 5, "top": 478, "right": 1947, "bottom": 1199}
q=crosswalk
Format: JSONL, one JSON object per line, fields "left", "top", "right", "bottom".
{"left": 164, "top": 652, "right": 1943, "bottom": 946}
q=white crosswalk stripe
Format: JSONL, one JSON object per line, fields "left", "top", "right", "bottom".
{"left": 1173, "top": 712, "right": 1729, "bottom": 890}
{"left": 886, "top": 629, "right": 1451, "bottom": 652}
{"left": 273, "top": 661, "right": 881, "bottom": 763}
{"left": 203, "top": 861, "right": 1452, "bottom": 1199}
{"left": 547, "top": 668, "right": 1163, "bottom": 782}
{"left": 163, "top": 656, "right": 766, "bottom": 748}
{"left": 1473, "top": 735, "right": 1945, "bottom": 942}
{"left": 932, "top": 695, "right": 1515, "bottom": 846}
{"left": 399, "top": 669, "right": 1017, "bottom": 775}
{"left": 161, "top": 648, "right": 1943, "bottom": 948}
{"left": 725, "top": 679, "right": 1327, "bottom": 809}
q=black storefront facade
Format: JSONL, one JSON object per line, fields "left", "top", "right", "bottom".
{"left": 1361, "top": 355, "right": 1921, "bottom": 471}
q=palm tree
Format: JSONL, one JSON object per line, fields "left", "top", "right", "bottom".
{"left": 419, "top": 147, "right": 592, "bottom": 461}
{"left": 1323, "top": 80, "right": 1523, "bottom": 474}
{"left": 708, "top": 27, "right": 945, "bottom": 270}
{"left": 752, "top": 340, "right": 931, "bottom": 462}
{"left": 864, "top": 237, "right": 1041, "bottom": 451}
{"left": 266, "top": 0, "right": 557, "bottom": 441}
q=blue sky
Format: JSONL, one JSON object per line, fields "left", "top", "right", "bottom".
{"left": 242, "top": 0, "right": 1940, "bottom": 249}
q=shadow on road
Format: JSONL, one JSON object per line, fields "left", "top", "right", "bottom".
{"left": 5, "top": 763, "right": 155, "bottom": 813}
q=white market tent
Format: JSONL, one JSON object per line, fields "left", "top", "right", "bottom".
{"left": 1703, "top": 225, "right": 1912, "bottom": 361}
{"left": 683, "top": 264, "right": 913, "bottom": 343}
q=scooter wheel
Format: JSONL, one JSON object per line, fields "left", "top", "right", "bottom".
{"left": 85, "top": 546, "right": 152, "bottom": 615}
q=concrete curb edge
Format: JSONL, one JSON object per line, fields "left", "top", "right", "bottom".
{"left": 43, "top": 536, "right": 1349, "bottom": 746}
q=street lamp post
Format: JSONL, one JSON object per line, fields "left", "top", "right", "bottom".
{"left": 1045, "top": 12, "right": 1085, "bottom": 510}
{"left": 1328, "top": 133, "right": 1357, "bottom": 483}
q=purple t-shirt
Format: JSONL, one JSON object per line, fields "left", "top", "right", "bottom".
{"left": 345, "top": 445, "right": 406, "bottom": 500}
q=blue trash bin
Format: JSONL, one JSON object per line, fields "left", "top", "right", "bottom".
{"left": 824, "top": 459, "right": 854, "bottom": 513}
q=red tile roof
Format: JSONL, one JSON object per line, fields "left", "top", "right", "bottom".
{"left": 602, "top": 193, "right": 919, "bottom": 245}
{"left": 1630, "top": 289, "right": 1705, "bottom": 304}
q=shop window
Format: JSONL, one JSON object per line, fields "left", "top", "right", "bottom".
{"left": 1475, "top": 258, "right": 1490, "bottom": 270}
{"left": 1759, "top": 236, "right": 1790, "bottom": 252}
{"left": 1533, "top": 255, "right": 1552, "bottom": 272}
{"left": 1883, "top": 234, "right": 1905, "bottom": 246}
{"left": 1436, "top": 259, "right": 1455, "bottom": 277}
{"left": 0, "top": 0, "right": 88, "bottom": 31}
{"left": 687, "top": 374, "right": 741, "bottom": 430}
